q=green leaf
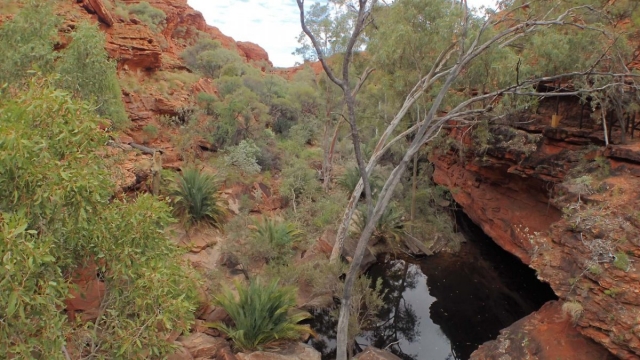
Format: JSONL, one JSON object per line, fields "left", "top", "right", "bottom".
{"left": 7, "top": 291, "right": 18, "bottom": 317}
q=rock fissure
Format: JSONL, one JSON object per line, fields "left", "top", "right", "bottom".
{"left": 433, "top": 98, "right": 640, "bottom": 359}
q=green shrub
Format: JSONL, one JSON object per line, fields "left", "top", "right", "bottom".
{"left": 182, "top": 42, "right": 243, "bottom": 79}
{"left": 338, "top": 167, "right": 363, "bottom": 194}
{"left": 0, "top": 213, "right": 68, "bottom": 359}
{"left": 588, "top": 264, "right": 603, "bottom": 275}
{"left": 220, "top": 62, "right": 245, "bottom": 77}
{"left": 197, "top": 92, "right": 218, "bottom": 116}
{"left": 224, "top": 140, "right": 262, "bottom": 174}
{"left": 288, "top": 115, "right": 321, "bottom": 145}
{"left": 128, "top": 1, "right": 166, "bottom": 32}
{"left": 604, "top": 288, "right": 621, "bottom": 297}
{"left": 210, "top": 88, "right": 268, "bottom": 148}
{"left": 142, "top": 124, "right": 159, "bottom": 143}
{"left": 0, "top": 78, "right": 197, "bottom": 358}
{"left": 251, "top": 217, "right": 303, "bottom": 263}
{"left": 270, "top": 97, "right": 300, "bottom": 135}
{"left": 211, "top": 279, "right": 313, "bottom": 351}
{"left": 263, "top": 259, "right": 347, "bottom": 299}
{"left": 561, "top": 301, "right": 583, "bottom": 325}
{"left": 159, "top": 114, "right": 181, "bottom": 127}
{"left": 255, "top": 137, "right": 282, "bottom": 172}
{"left": 289, "top": 82, "right": 321, "bottom": 116}
{"left": 112, "top": 1, "right": 130, "bottom": 21}
{"left": 310, "top": 192, "right": 346, "bottom": 231}
{"left": 57, "top": 22, "right": 128, "bottom": 129}
{"left": 181, "top": 38, "right": 221, "bottom": 70}
{"left": 0, "top": 1, "right": 59, "bottom": 86}
{"left": 216, "top": 76, "right": 244, "bottom": 98}
{"left": 613, "top": 252, "right": 630, "bottom": 271}
{"left": 334, "top": 275, "right": 386, "bottom": 351}
{"left": 281, "top": 158, "right": 320, "bottom": 204}
{"left": 170, "top": 168, "right": 227, "bottom": 228}
{"left": 337, "top": 167, "right": 382, "bottom": 196}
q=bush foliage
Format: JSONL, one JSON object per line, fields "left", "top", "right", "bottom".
{"left": 0, "top": 3, "right": 129, "bottom": 129}
{"left": 127, "top": 1, "right": 166, "bottom": 32}
{"left": 0, "top": 1, "right": 59, "bottom": 85}
{"left": 56, "top": 22, "right": 128, "bottom": 129}
{"left": 224, "top": 140, "right": 262, "bottom": 174}
{"left": 251, "top": 217, "right": 303, "bottom": 264}
{"left": 0, "top": 79, "right": 197, "bottom": 358}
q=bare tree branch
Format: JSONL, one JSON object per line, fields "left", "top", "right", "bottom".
{"left": 296, "top": 0, "right": 344, "bottom": 88}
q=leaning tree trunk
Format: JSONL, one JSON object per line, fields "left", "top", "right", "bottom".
{"left": 329, "top": 44, "right": 458, "bottom": 263}
{"left": 334, "top": 40, "right": 465, "bottom": 359}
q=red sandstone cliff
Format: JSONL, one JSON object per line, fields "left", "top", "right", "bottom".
{"left": 74, "top": 0, "right": 272, "bottom": 71}
{"left": 54, "top": 0, "right": 277, "bottom": 186}
{"left": 432, "top": 97, "right": 640, "bottom": 359}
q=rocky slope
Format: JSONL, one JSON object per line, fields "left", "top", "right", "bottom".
{"left": 35, "top": 1, "right": 638, "bottom": 359}
{"left": 53, "top": 1, "right": 303, "bottom": 359}
{"left": 55, "top": 0, "right": 277, "bottom": 191}
{"left": 432, "top": 96, "right": 640, "bottom": 359}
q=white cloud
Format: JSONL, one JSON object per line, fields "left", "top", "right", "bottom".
{"left": 187, "top": 0, "right": 497, "bottom": 68}
{"left": 187, "top": 0, "right": 302, "bottom": 67}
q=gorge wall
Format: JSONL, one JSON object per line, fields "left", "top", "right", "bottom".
{"left": 26, "top": 1, "right": 639, "bottom": 358}
{"left": 432, "top": 98, "right": 640, "bottom": 359}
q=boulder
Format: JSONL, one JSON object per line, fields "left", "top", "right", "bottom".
{"left": 198, "top": 304, "right": 230, "bottom": 324}
{"left": 216, "top": 346, "right": 239, "bottom": 360}
{"left": 236, "top": 343, "right": 321, "bottom": 360}
{"left": 65, "top": 263, "right": 106, "bottom": 322}
{"left": 167, "top": 343, "right": 194, "bottom": 360}
{"left": 84, "top": 0, "right": 115, "bottom": 26}
{"left": 237, "top": 41, "right": 273, "bottom": 68}
{"left": 105, "top": 23, "right": 162, "bottom": 71}
{"left": 354, "top": 347, "right": 402, "bottom": 360}
{"left": 470, "top": 301, "right": 615, "bottom": 360}
{"left": 343, "top": 234, "right": 376, "bottom": 272}
{"left": 178, "top": 333, "right": 228, "bottom": 359}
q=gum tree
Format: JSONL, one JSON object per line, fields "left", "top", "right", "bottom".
{"left": 297, "top": 1, "right": 638, "bottom": 358}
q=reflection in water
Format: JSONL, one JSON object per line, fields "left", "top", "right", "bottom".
{"left": 308, "top": 212, "right": 557, "bottom": 359}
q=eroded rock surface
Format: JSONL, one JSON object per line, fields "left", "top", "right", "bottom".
{"left": 471, "top": 301, "right": 615, "bottom": 360}
{"left": 236, "top": 343, "right": 321, "bottom": 360}
{"left": 178, "top": 332, "right": 229, "bottom": 359}
{"left": 432, "top": 97, "right": 640, "bottom": 358}
{"left": 354, "top": 347, "right": 402, "bottom": 360}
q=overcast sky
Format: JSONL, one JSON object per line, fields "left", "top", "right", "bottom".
{"left": 187, "top": 0, "right": 497, "bottom": 67}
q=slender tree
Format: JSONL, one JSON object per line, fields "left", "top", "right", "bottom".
{"left": 296, "top": 0, "right": 378, "bottom": 230}
{"left": 298, "top": 1, "right": 638, "bottom": 359}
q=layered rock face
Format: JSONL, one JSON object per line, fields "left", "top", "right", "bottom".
{"left": 77, "top": 0, "right": 272, "bottom": 71}
{"left": 471, "top": 301, "right": 615, "bottom": 360}
{"left": 432, "top": 97, "right": 640, "bottom": 358}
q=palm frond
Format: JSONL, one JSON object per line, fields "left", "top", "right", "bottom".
{"left": 210, "top": 279, "right": 314, "bottom": 351}
{"left": 169, "top": 168, "right": 227, "bottom": 228}
{"left": 251, "top": 217, "right": 303, "bottom": 263}
{"left": 353, "top": 204, "right": 406, "bottom": 243}
{"left": 337, "top": 167, "right": 382, "bottom": 196}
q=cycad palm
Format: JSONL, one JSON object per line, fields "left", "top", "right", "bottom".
{"left": 211, "top": 279, "right": 314, "bottom": 351}
{"left": 170, "top": 168, "right": 226, "bottom": 228}
{"left": 252, "top": 217, "right": 302, "bottom": 263}
{"left": 354, "top": 205, "right": 405, "bottom": 243}
{"left": 337, "top": 167, "right": 381, "bottom": 196}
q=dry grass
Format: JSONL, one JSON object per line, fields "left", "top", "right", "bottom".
{"left": 562, "top": 301, "right": 583, "bottom": 325}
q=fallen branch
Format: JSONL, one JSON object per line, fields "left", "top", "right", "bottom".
{"left": 129, "top": 142, "right": 163, "bottom": 155}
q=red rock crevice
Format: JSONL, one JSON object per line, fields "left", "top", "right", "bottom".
{"left": 432, "top": 98, "right": 640, "bottom": 358}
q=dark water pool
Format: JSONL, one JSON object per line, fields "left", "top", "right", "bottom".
{"left": 307, "top": 212, "right": 557, "bottom": 360}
